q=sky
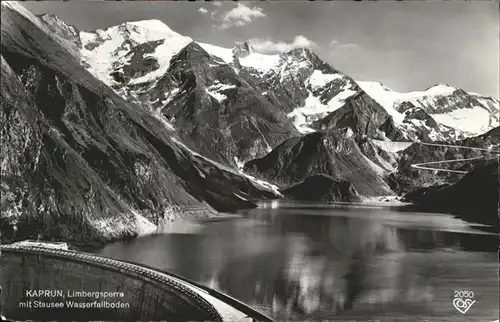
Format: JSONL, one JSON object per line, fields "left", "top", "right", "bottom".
{"left": 22, "top": 1, "right": 500, "bottom": 98}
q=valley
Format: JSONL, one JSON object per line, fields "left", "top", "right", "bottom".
{"left": 1, "top": 1, "right": 498, "bottom": 247}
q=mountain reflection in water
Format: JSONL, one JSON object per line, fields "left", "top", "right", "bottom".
{"left": 97, "top": 202, "right": 498, "bottom": 321}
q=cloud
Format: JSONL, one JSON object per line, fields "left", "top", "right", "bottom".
{"left": 218, "top": 4, "right": 266, "bottom": 29}
{"left": 330, "top": 39, "right": 340, "bottom": 47}
{"left": 211, "top": 2, "right": 223, "bottom": 7}
{"left": 198, "top": 7, "right": 209, "bottom": 15}
{"left": 329, "top": 38, "right": 360, "bottom": 50}
{"left": 249, "top": 35, "right": 316, "bottom": 53}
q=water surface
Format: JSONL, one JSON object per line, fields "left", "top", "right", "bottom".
{"left": 98, "top": 201, "right": 499, "bottom": 321}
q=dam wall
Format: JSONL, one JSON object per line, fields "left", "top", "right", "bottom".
{"left": 0, "top": 244, "right": 222, "bottom": 321}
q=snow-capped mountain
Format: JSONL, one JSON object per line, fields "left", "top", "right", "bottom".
{"left": 34, "top": 13, "right": 500, "bottom": 168}
{"left": 79, "top": 20, "right": 280, "bottom": 90}
{"left": 71, "top": 18, "right": 498, "bottom": 144}
{"left": 80, "top": 20, "right": 192, "bottom": 86}
{"left": 358, "top": 81, "right": 499, "bottom": 137}
{"left": 234, "top": 47, "right": 361, "bottom": 133}
{"left": 76, "top": 20, "right": 300, "bottom": 166}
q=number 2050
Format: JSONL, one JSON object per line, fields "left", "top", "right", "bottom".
{"left": 454, "top": 290, "right": 474, "bottom": 298}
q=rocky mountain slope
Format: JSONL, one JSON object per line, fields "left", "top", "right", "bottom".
{"left": 0, "top": 2, "right": 279, "bottom": 246}
{"left": 37, "top": 13, "right": 81, "bottom": 60}
{"left": 280, "top": 174, "right": 361, "bottom": 203}
{"left": 311, "top": 91, "right": 406, "bottom": 141}
{"left": 244, "top": 129, "right": 394, "bottom": 197}
{"left": 386, "top": 126, "right": 500, "bottom": 194}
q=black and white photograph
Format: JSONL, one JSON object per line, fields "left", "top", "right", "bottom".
{"left": 0, "top": 0, "right": 499, "bottom": 321}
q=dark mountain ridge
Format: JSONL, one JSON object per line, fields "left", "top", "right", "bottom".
{"left": 312, "top": 91, "right": 406, "bottom": 141}
{"left": 244, "top": 129, "right": 394, "bottom": 197}
{"left": 280, "top": 174, "right": 361, "bottom": 203}
{"left": 403, "top": 159, "right": 499, "bottom": 226}
{"left": 0, "top": 2, "right": 277, "bottom": 246}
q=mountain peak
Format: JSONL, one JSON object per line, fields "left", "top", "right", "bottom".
{"left": 81, "top": 18, "right": 183, "bottom": 44}
{"left": 37, "top": 13, "right": 80, "bottom": 37}
{"left": 37, "top": 13, "right": 63, "bottom": 21}
{"left": 111, "top": 19, "right": 183, "bottom": 40}
{"left": 284, "top": 47, "right": 314, "bottom": 57}
{"left": 170, "top": 41, "right": 217, "bottom": 63}
{"left": 280, "top": 47, "right": 329, "bottom": 69}
{"left": 232, "top": 41, "right": 254, "bottom": 58}
{"left": 424, "top": 84, "right": 457, "bottom": 95}
{"left": 121, "top": 19, "right": 171, "bottom": 31}
{"left": 177, "top": 41, "right": 209, "bottom": 55}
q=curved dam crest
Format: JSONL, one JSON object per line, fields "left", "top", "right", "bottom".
{"left": 0, "top": 243, "right": 264, "bottom": 321}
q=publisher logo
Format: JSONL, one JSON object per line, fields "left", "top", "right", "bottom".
{"left": 453, "top": 290, "right": 475, "bottom": 314}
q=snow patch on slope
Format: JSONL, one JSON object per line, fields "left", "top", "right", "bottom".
{"left": 206, "top": 89, "right": 227, "bottom": 102}
{"left": 408, "top": 119, "right": 445, "bottom": 141}
{"left": 161, "top": 88, "right": 180, "bottom": 106}
{"left": 308, "top": 70, "right": 343, "bottom": 91}
{"left": 200, "top": 41, "right": 283, "bottom": 74}
{"left": 356, "top": 81, "right": 406, "bottom": 124}
{"left": 199, "top": 42, "right": 281, "bottom": 73}
{"left": 431, "top": 105, "right": 494, "bottom": 134}
{"left": 288, "top": 88, "right": 358, "bottom": 134}
{"left": 206, "top": 83, "right": 236, "bottom": 103}
{"left": 240, "top": 53, "right": 281, "bottom": 71}
{"left": 371, "top": 139, "right": 414, "bottom": 153}
{"left": 199, "top": 43, "right": 233, "bottom": 64}
{"left": 210, "top": 83, "right": 237, "bottom": 92}
{"left": 128, "top": 38, "right": 192, "bottom": 85}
